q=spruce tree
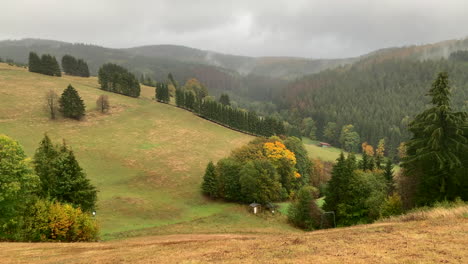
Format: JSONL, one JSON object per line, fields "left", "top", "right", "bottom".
{"left": 59, "top": 84, "right": 85, "bottom": 120}
{"left": 33, "top": 136, "right": 97, "bottom": 212}
{"left": 384, "top": 159, "right": 394, "bottom": 191}
{"left": 28, "top": 52, "right": 41, "bottom": 73}
{"left": 402, "top": 72, "right": 468, "bottom": 204}
{"left": 201, "top": 161, "right": 218, "bottom": 198}
{"left": 52, "top": 146, "right": 97, "bottom": 212}
{"left": 33, "top": 134, "right": 59, "bottom": 197}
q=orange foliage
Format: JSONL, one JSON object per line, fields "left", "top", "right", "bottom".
{"left": 361, "top": 142, "right": 374, "bottom": 156}
{"left": 263, "top": 141, "right": 296, "bottom": 165}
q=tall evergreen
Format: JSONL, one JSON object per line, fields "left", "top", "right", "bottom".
{"left": 41, "top": 54, "right": 61, "bottom": 76}
{"left": 53, "top": 146, "right": 97, "bottom": 212}
{"left": 33, "top": 136, "right": 97, "bottom": 212}
{"left": 175, "top": 88, "right": 185, "bottom": 107}
{"left": 33, "top": 134, "right": 59, "bottom": 196}
{"left": 59, "top": 84, "right": 85, "bottom": 120}
{"left": 324, "top": 153, "right": 356, "bottom": 213}
{"left": 62, "top": 55, "right": 90, "bottom": 77}
{"left": 383, "top": 159, "right": 394, "bottom": 191}
{"left": 28, "top": 52, "right": 41, "bottom": 73}
{"left": 402, "top": 72, "right": 468, "bottom": 204}
{"left": 155, "top": 83, "right": 170, "bottom": 103}
{"left": 201, "top": 161, "right": 218, "bottom": 198}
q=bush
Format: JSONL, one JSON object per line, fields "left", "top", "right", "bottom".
{"left": 23, "top": 200, "right": 99, "bottom": 242}
{"left": 288, "top": 186, "right": 322, "bottom": 230}
{"left": 380, "top": 193, "right": 404, "bottom": 218}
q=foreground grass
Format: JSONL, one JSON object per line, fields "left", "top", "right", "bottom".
{"left": 1, "top": 206, "right": 466, "bottom": 263}
{"left": 1, "top": 63, "right": 290, "bottom": 239}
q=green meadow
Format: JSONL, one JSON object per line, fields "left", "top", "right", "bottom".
{"left": 0, "top": 63, "right": 299, "bottom": 239}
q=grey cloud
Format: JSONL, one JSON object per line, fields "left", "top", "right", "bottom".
{"left": 1, "top": 0, "right": 467, "bottom": 58}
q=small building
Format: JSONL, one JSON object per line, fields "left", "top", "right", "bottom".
{"left": 265, "top": 203, "right": 278, "bottom": 214}
{"left": 318, "top": 142, "right": 332, "bottom": 148}
{"left": 249, "top": 203, "right": 261, "bottom": 214}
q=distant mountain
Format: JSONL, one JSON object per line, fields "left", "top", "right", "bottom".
{"left": 276, "top": 37, "right": 468, "bottom": 152}
{"left": 125, "top": 45, "right": 354, "bottom": 80}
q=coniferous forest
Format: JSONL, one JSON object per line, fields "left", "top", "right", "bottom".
{"left": 277, "top": 57, "right": 468, "bottom": 156}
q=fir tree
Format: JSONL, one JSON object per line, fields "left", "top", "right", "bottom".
{"left": 52, "top": 146, "right": 97, "bottom": 212}
{"left": 384, "top": 159, "right": 394, "bottom": 188}
{"left": 402, "top": 72, "right": 468, "bottom": 204}
{"left": 33, "top": 134, "right": 59, "bottom": 197}
{"left": 33, "top": 136, "right": 97, "bottom": 212}
{"left": 201, "top": 161, "right": 218, "bottom": 198}
{"left": 28, "top": 52, "right": 41, "bottom": 73}
{"left": 59, "top": 84, "right": 85, "bottom": 120}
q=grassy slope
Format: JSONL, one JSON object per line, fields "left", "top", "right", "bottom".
{"left": 1, "top": 205, "right": 466, "bottom": 263}
{"left": 0, "top": 63, "right": 297, "bottom": 239}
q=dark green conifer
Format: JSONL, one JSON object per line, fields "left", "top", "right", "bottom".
{"left": 201, "top": 161, "right": 218, "bottom": 198}
{"left": 402, "top": 72, "right": 468, "bottom": 204}
{"left": 59, "top": 84, "right": 85, "bottom": 120}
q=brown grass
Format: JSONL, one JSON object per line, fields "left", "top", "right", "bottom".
{"left": 1, "top": 209, "right": 466, "bottom": 264}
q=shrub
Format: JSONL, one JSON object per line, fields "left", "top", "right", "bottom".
{"left": 288, "top": 186, "right": 322, "bottom": 230}
{"left": 380, "top": 193, "right": 404, "bottom": 218}
{"left": 23, "top": 200, "right": 99, "bottom": 242}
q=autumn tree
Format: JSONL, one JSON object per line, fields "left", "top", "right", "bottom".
{"left": 375, "top": 139, "right": 386, "bottom": 168}
{"left": 45, "top": 89, "right": 59, "bottom": 119}
{"left": 96, "top": 95, "right": 110, "bottom": 113}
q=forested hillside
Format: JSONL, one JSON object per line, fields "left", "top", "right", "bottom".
{"left": 278, "top": 55, "right": 468, "bottom": 155}
{"left": 0, "top": 39, "right": 349, "bottom": 102}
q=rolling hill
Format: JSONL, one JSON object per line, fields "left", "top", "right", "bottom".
{"left": 0, "top": 63, "right": 301, "bottom": 239}
{"left": 0, "top": 39, "right": 350, "bottom": 103}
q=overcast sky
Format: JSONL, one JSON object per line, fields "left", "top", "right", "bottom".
{"left": 1, "top": 0, "right": 468, "bottom": 58}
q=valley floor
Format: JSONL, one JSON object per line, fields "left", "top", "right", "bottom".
{"left": 1, "top": 215, "right": 466, "bottom": 264}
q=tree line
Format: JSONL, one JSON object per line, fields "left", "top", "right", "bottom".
{"left": 62, "top": 55, "right": 90, "bottom": 77}
{"left": 29, "top": 52, "right": 61, "bottom": 76}
{"left": 98, "top": 63, "right": 140, "bottom": 98}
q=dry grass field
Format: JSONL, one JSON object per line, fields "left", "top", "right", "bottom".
{"left": 1, "top": 205, "right": 467, "bottom": 263}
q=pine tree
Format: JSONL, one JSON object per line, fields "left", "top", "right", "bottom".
{"left": 324, "top": 152, "right": 356, "bottom": 213}
{"left": 201, "top": 161, "right": 218, "bottom": 198}
{"left": 402, "top": 72, "right": 468, "bottom": 204}
{"left": 33, "top": 136, "right": 97, "bottom": 212}
{"left": 52, "top": 146, "right": 97, "bottom": 212}
{"left": 28, "top": 52, "right": 41, "bottom": 73}
{"left": 33, "top": 134, "right": 59, "bottom": 197}
{"left": 384, "top": 160, "right": 394, "bottom": 186}
{"left": 59, "top": 84, "right": 85, "bottom": 120}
